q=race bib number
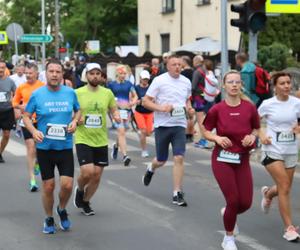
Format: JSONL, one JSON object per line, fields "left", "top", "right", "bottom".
{"left": 276, "top": 131, "right": 295, "bottom": 144}
{"left": 84, "top": 114, "right": 102, "bottom": 128}
{"left": 217, "top": 150, "right": 241, "bottom": 164}
{"left": 45, "top": 123, "right": 67, "bottom": 140}
{"left": 170, "top": 107, "right": 186, "bottom": 117}
{"left": 0, "top": 92, "right": 7, "bottom": 102}
{"left": 119, "top": 109, "right": 129, "bottom": 120}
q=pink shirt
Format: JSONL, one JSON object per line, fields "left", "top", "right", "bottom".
{"left": 203, "top": 100, "right": 260, "bottom": 153}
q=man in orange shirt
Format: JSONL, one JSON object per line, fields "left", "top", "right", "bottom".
{"left": 13, "top": 63, "right": 44, "bottom": 192}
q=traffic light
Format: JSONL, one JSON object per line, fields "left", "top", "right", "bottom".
{"left": 230, "top": 1, "right": 248, "bottom": 32}
{"left": 230, "top": 0, "right": 267, "bottom": 33}
{"left": 247, "top": 0, "right": 267, "bottom": 33}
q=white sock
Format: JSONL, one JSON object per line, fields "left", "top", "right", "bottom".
{"left": 147, "top": 164, "right": 153, "bottom": 172}
{"left": 173, "top": 190, "right": 180, "bottom": 196}
{"left": 224, "top": 235, "right": 235, "bottom": 242}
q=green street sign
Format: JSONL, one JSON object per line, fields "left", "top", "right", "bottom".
{"left": 20, "top": 34, "right": 53, "bottom": 43}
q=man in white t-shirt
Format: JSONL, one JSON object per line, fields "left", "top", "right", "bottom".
{"left": 9, "top": 64, "right": 26, "bottom": 88}
{"left": 142, "top": 55, "right": 194, "bottom": 206}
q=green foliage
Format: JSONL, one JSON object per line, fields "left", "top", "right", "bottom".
{"left": 258, "top": 42, "right": 290, "bottom": 71}
{"left": 0, "top": 0, "right": 137, "bottom": 55}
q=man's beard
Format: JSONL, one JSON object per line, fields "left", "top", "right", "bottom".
{"left": 89, "top": 80, "right": 99, "bottom": 87}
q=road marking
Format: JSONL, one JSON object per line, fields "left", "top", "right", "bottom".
{"left": 143, "top": 161, "right": 191, "bottom": 167}
{"left": 108, "top": 138, "right": 140, "bottom": 151}
{"left": 217, "top": 231, "right": 272, "bottom": 250}
{"left": 106, "top": 180, "right": 174, "bottom": 212}
{"left": 106, "top": 164, "right": 137, "bottom": 171}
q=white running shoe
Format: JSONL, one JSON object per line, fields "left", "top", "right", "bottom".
{"left": 141, "top": 150, "right": 149, "bottom": 158}
{"left": 222, "top": 236, "right": 238, "bottom": 250}
{"left": 261, "top": 186, "right": 272, "bottom": 214}
{"left": 283, "top": 225, "right": 300, "bottom": 242}
{"left": 221, "top": 207, "right": 239, "bottom": 236}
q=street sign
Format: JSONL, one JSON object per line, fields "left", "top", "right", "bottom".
{"left": 266, "top": 0, "right": 300, "bottom": 13}
{"left": 20, "top": 34, "right": 53, "bottom": 43}
{"left": 6, "top": 23, "right": 24, "bottom": 41}
{"left": 0, "top": 31, "right": 8, "bottom": 45}
{"left": 59, "top": 47, "right": 67, "bottom": 53}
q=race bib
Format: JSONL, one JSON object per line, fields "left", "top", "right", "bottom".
{"left": 119, "top": 109, "right": 129, "bottom": 120}
{"left": 84, "top": 114, "right": 102, "bottom": 128}
{"left": 45, "top": 123, "right": 67, "bottom": 140}
{"left": 170, "top": 107, "right": 186, "bottom": 117}
{"left": 217, "top": 150, "right": 241, "bottom": 164}
{"left": 0, "top": 92, "right": 7, "bottom": 102}
{"left": 276, "top": 131, "right": 295, "bottom": 144}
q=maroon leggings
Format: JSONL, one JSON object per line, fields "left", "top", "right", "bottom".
{"left": 212, "top": 149, "right": 253, "bottom": 232}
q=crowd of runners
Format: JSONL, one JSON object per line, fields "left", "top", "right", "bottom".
{"left": 0, "top": 52, "right": 299, "bottom": 250}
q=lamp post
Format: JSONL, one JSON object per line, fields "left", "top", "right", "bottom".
{"left": 55, "top": 0, "right": 60, "bottom": 59}
{"left": 41, "top": 0, "right": 46, "bottom": 69}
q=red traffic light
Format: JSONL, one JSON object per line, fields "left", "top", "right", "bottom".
{"left": 248, "top": 0, "right": 267, "bottom": 11}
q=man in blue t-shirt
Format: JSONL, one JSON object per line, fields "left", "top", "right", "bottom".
{"left": 23, "top": 59, "right": 81, "bottom": 234}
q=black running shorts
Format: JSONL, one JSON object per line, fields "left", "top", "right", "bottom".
{"left": 36, "top": 149, "right": 74, "bottom": 181}
{"left": 76, "top": 144, "right": 109, "bottom": 167}
{"left": 0, "top": 108, "right": 16, "bottom": 130}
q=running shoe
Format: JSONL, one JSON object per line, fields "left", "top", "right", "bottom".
{"left": 81, "top": 201, "right": 95, "bottom": 216}
{"left": 221, "top": 236, "right": 238, "bottom": 250}
{"left": 221, "top": 207, "right": 239, "bottom": 236}
{"left": 34, "top": 162, "right": 40, "bottom": 176}
{"left": 73, "top": 186, "right": 84, "bottom": 208}
{"left": 141, "top": 150, "right": 149, "bottom": 158}
{"left": 111, "top": 143, "right": 118, "bottom": 160}
{"left": 0, "top": 154, "right": 5, "bottom": 163}
{"left": 194, "top": 138, "right": 210, "bottom": 149}
{"left": 43, "top": 217, "right": 56, "bottom": 234}
{"left": 123, "top": 155, "right": 131, "bottom": 167}
{"left": 283, "top": 225, "right": 300, "bottom": 242}
{"left": 56, "top": 206, "right": 71, "bottom": 231}
{"left": 172, "top": 191, "right": 187, "bottom": 207}
{"left": 30, "top": 180, "right": 39, "bottom": 192}
{"left": 261, "top": 186, "right": 272, "bottom": 214}
{"left": 142, "top": 165, "right": 154, "bottom": 186}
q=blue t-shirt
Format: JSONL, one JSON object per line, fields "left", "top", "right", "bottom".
{"left": 25, "top": 85, "right": 80, "bottom": 150}
{"left": 134, "top": 85, "right": 152, "bottom": 114}
{"left": 107, "top": 80, "right": 135, "bottom": 107}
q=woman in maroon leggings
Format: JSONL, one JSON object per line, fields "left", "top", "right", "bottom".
{"left": 201, "top": 70, "right": 260, "bottom": 250}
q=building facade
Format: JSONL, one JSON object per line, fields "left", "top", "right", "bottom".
{"left": 138, "top": 0, "right": 243, "bottom": 55}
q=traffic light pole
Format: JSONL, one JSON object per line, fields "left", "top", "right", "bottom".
{"left": 248, "top": 31, "right": 258, "bottom": 62}
{"left": 221, "top": 0, "right": 229, "bottom": 78}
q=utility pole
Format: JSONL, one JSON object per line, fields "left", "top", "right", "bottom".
{"left": 221, "top": 0, "right": 229, "bottom": 78}
{"left": 55, "top": 0, "right": 60, "bottom": 59}
{"left": 41, "top": 0, "right": 46, "bottom": 69}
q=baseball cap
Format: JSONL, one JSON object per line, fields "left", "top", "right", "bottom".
{"left": 140, "top": 70, "right": 150, "bottom": 79}
{"left": 85, "top": 63, "right": 102, "bottom": 72}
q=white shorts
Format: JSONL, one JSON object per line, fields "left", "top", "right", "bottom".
{"left": 261, "top": 151, "right": 298, "bottom": 169}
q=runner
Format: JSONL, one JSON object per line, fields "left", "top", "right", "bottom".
{"left": 107, "top": 64, "right": 138, "bottom": 166}
{"left": 12, "top": 63, "right": 44, "bottom": 192}
{"left": 258, "top": 71, "right": 300, "bottom": 242}
{"left": 0, "top": 59, "right": 16, "bottom": 163}
{"left": 201, "top": 70, "right": 260, "bottom": 250}
{"left": 134, "top": 70, "right": 153, "bottom": 157}
{"left": 23, "top": 59, "right": 80, "bottom": 234}
{"left": 73, "top": 63, "right": 120, "bottom": 215}
{"left": 142, "top": 55, "right": 193, "bottom": 206}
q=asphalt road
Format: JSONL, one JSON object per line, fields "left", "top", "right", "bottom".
{"left": 0, "top": 129, "right": 299, "bottom": 250}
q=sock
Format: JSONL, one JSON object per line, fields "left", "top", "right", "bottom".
{"left": 224, "top": 235, "right": 235, "bottom": 242}
{"left": 173, "top": 190, "right": 180, "bottom": 196}
{"left": 147, "top": 164, "right": 153, "bottom": 172}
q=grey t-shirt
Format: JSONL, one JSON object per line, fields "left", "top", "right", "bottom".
{"left": 0, "top": 77, "right": 16, "bottom": 111}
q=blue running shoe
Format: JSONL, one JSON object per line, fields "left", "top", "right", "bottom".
{"left": 56, "top": 206, "right": 71, "bottom": 231}
{"left": 111, "top": 143, "right": 118, "bottom": 160}
{"left": 43, "top": 217, "right": 56, "bottom": 234}
{"left": 194, "top": 138, "right": 209, "bottom": 149}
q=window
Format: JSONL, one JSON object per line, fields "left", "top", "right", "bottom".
{"left": 161, "top": 33, "right": 170, "bottom": 53}
{"left": 162, "top": 0, "right": 175, "bottom": 13}
{"left": 197, "top": 0, "right": 211, "bottom": 6}
{"left": 145, "top": 35, "right": 150, "bottom": 52}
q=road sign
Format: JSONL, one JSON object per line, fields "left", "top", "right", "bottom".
{"left": 59, "top": 47, "right": 67, "bottom": 53}
{"left": 267, "top": 0, "right": 300, "bottom": 13}
{"left": 6, "top": 23, "right": 24, "bottom": 41}
{"left": 20, "top": 34, "right": 53, "bottom": 43}
{"left": 0, "top": 31, "right": 8, "bottom": 45}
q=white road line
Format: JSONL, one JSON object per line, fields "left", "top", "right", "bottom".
{"left": 217, "top": 231, "right": 272, "bottom": 250}
{"left": 106, "top": 179, "right": 174, "bottom": 212}
{"left": 106, "top": 164, "right": 137, "bottom": 171}
{"left": 143, "top": 161, "right": 191, "bottom": 167}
